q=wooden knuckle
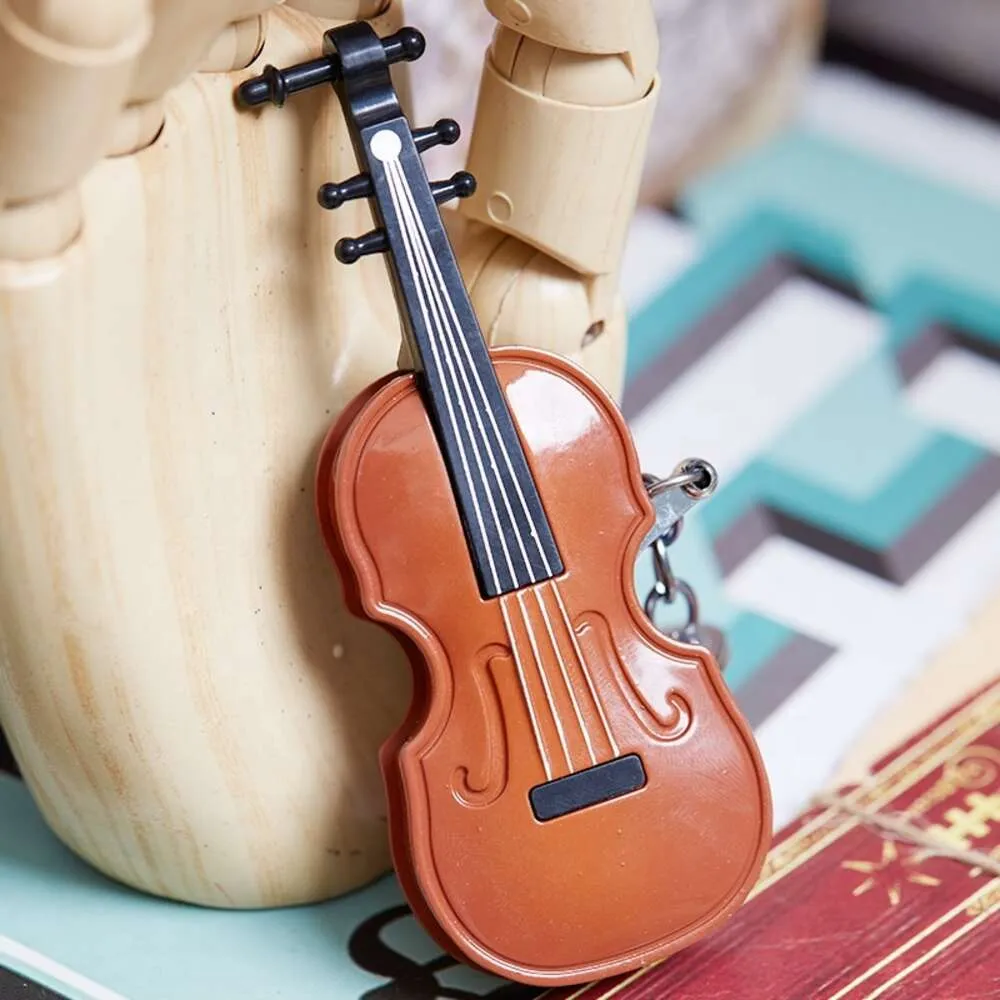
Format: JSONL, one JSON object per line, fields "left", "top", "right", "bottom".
{"left": 462, "top": 228, "right": 591, "bottom": 351}
{"left": 578, "top": 294, "right": 628, "bottom": 400}
{"left": 4, "top": 0, "right": 149, "bottom": 49}
{"left": 484, "top": 0, "right": 657, "bottom": 59}
{"left": 0, "top": 0, "right": 150, "bottom": 245}
{"left": 198, "top": 14, "right": 267, "bottom": 74}
{"left": 0, "top": 188, "right": 82, "bottom": 261}
{"left": 282, "top": 0, "right": 391, "bottom": 17}
{"left": 491, "top": 28, "right": 653, "bottom": 106}
{"left": 127, "top": 1, "right": 273, "bottom": 107}
{"left": 455, "top": 223, "right": 624, "bottom": 394}
{"left": 460, "top": 60, "right": 659, "bottom": 277}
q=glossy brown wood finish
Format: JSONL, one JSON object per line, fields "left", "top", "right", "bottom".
{"left": 317, "top": 346, "right": 772, "bottom": 986}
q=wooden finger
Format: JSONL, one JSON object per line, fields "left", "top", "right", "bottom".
{"left": 0, "top": 0, "right": 152, "bottom": 258}
{"left": 460, "top": 25, "right": 658, "bottom": 277}
{"left": 283, "top": 1, "right": 389, "bottom": 18}
{"left": 451, "top": 216, "right": 626, "bottom": 395}
{"left": 198, "top": 14, "right": 267, "bottom": 73}
{"left": 485, "top": 0, "right": 656, "bottom": 56}
{"left": 115, "top": 0, "right": 278, "bottom": 153}
{"left": 129, "top": 0, "right": 276, "bottom": 102}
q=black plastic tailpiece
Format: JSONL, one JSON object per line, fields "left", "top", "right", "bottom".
{"left": 529, "top": 754, "right": 647, "bottom": 822}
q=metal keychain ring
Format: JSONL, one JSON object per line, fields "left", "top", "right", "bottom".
{"left": 644, "top": 578, "right": 699, "bottom": 630}
{"left": 645, "top": 459, "right": 718, "bottom": 501}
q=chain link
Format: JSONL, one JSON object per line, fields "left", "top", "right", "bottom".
{"left": 642, "top": 519, "right": 696, "bottom": 628}
{"left": 641, "top": 458, "right": 725, "bottom": 668}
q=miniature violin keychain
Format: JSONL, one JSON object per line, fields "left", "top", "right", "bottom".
{"left": 238, "top": 23, "right": 771, "bottom": 988}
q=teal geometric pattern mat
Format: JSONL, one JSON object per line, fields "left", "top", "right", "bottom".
{"left": 3, "top": 68, "right": 1000, "bottom": 999}
{"left": 629, "top": 128, "right": 1000, "bottom": 723}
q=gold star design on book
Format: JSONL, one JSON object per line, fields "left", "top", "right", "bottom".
{"left": 842, "top": 841, "right": 941, "bottom": 907}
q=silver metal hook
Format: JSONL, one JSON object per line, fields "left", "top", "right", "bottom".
{"left": 644, "top": 458, "right": 718, "bottom": 501}
{"left": 640, "top": 458, "right": 728, "bottom": 669}
{"left": 638, "top": 458, "right": 718, "bottom": 553}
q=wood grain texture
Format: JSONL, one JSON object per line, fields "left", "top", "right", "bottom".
{"left": 0, "top": 4, "right": 414, "bottom": 909}
{"left": 0, "top": 1, "right": 630, "bottom": 908}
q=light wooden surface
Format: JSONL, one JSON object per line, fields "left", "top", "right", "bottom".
{"left": 0, "top": 0, "right": 652, "bottom": 908}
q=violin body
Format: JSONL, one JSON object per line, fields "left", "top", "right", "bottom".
{"left": 316, "top": 346, "right": 771, "bottom": 986}
{"left": 237, "top": 19, "right": 771, "bottom": 987}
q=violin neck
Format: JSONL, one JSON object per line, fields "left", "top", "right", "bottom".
{"left": 359, "top": 116, "right": 563, "bottom": 599}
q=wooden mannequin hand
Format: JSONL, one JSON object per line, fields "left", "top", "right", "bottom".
{"left": 0, "top": 0, "right": 657, "bottom": 908}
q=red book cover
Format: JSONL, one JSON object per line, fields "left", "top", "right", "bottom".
{"left": 543, "top": 677, "right": 1000, "bottom": 1000}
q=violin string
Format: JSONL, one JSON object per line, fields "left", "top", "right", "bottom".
{"left": 388, "top": 143, "right": 609, "bottom": 770}
{"left": 499, "top": 597, "right": 553, "bottom": 781}
{"left": 531, "top": 587, "right": 597, "bottom": 764}
{"left": 548, "top": 582, "right": 620, "bottom": 757}
{"left": 532, "top": 587, "right": 597, "bottom": 766}
{"left": 516, "top": 591, "right": 574, "bottom": 774}
{"left": 388, "top": 156, "right": 527, "bottom": 585}
{"left": 388, "top": 153, "right": 563, "bottom": 773}
{"left": 389, "top": 158, "right": 553, "bottom": 579}
{"left": 383, "top": 156, "right": 514, "bottom": 592}
{"left": 390, "top": 158, "right": 606, "bottom": 769}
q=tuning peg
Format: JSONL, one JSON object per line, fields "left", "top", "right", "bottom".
{"left": 336, "top": 228, "right": 389, "bottom": 264}
{"left": 318, "top": 173, "right": 373, "bottom": 209}
{"left": 236, "top": 57, "right": 338, "bottom": 108}
{"left": 237, "top": 27, "right": 425, "bottom": 109}
{"left": 430, "top": 171, "right": 477, "bottom": 206}
{"left": 378, "top": 26, "right": 425, "bottom": 64}
{"left": 412, "top": 118, "right": 461, "bottom": 154}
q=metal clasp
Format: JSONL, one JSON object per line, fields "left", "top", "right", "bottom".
{"left": 640, "top": 458, "right": 729, "bottom": 670}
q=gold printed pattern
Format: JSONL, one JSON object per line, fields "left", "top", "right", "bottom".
{"left": 966, "top": 879, "right": 1000, "bottom": 916}
{"left": 925, "top": 792, "right": 1000, "bottom": 850}
{"left": 749, "top": 690, "right": 1000, "bottom": 900}
{"left": 842, "top": 841, "right": 941, "bottom": 907}
{"left": 908, "top": 745, "right": 1000, "bottom": 818}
